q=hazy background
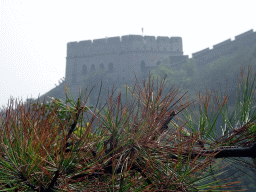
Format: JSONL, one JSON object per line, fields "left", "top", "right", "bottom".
{"left": 1, "top": 0, "right": 256, "bottom": 110}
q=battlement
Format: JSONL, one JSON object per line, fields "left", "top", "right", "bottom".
{"left": 192, "top": 29, "right": 256, "bottom": 59}
{"left": 67, "top": 35, "right": 183, "bottom": 58}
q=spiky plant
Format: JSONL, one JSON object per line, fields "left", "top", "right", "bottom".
{"left": 0, "top": 65, "right": 255, "bottom": 191}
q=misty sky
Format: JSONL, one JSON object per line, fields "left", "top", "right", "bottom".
{"left": 1, "top": 0, "right": 256, "bottom": 111}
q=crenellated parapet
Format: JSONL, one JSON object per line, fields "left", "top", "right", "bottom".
{"left": 191, "top": 29, "right": 256, "bottom": 63}
{"left": 67, "top": 35, "right": 183, "bottom": 58}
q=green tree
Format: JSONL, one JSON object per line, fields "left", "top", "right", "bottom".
{"left": 1, "top": 64, "right": 256, "bottom": 191}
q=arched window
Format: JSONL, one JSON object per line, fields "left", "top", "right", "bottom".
{"left": 100, "top": 63, "right": 105, "bottom": 72}
{"left": 82, "top": 65, "right": 87, "bottom": 75}
{"left": 108, "top": 62, "right": 113, "bottom": 73}
{"left": 141, "top": 61, "right": 146, "bottom": 72}
{"left": 91, "top": 64, "right": 95, "bottom": 73}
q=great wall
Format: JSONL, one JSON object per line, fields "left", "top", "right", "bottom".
{"left": 0, "top": 29, "right": 255, "bottom": 191}
{"left": 61, "top": 29, "right": 256, "bottom": 105}
{"left": 1, "top": 28, "right": 256, "bottom": 129}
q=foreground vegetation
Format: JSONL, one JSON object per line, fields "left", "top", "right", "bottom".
{"left": 0, "top": 65, "right": 256, "bottom": 191}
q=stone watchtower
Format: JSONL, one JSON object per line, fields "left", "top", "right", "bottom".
{"left": 65, "top": 34, "right": 189, "bottom": 104}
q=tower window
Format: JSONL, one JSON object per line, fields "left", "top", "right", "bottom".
{"left": 108, "top": 62, "right": 114, "bottom": 73}
{"left": 141, "top": 61, "right": 146, "bottom": 72}
{"left": 82, "top": 65, "right": 87, "bottom": 75}
{"left": 100, "top": 63, "right": 105, "bottom": 72}
{"left": 91, "top": 64, "right": 95, "bottom": 72}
